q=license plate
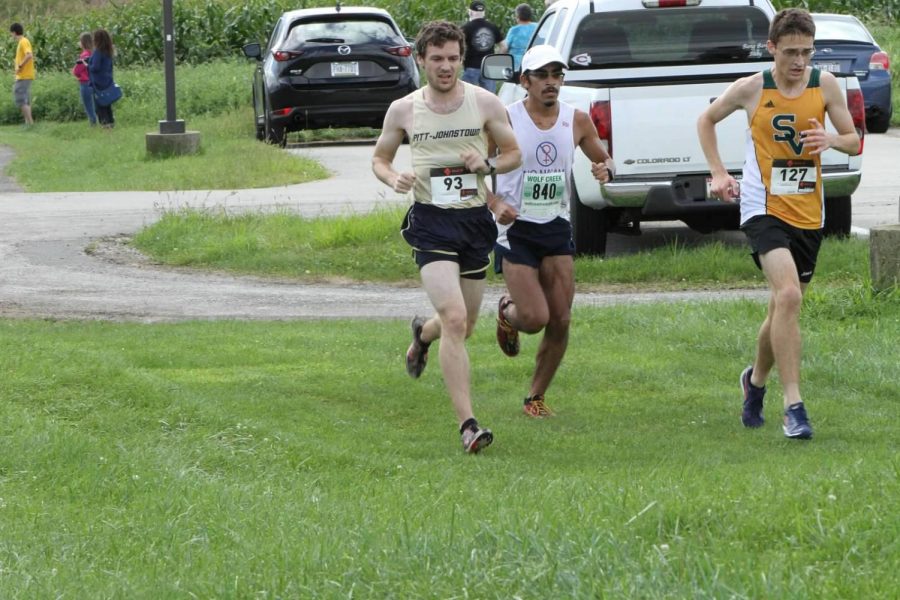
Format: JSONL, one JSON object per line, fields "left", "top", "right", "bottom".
{"left": 331, "top": 61, "right": 359, "bottom": 77}
{"left": 815, "top": 61, "right": 841, "bottom": 73}
{"left": 706, "top": 176, "right": 741, "bottom": 201}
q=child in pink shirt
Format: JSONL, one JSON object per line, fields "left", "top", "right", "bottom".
{"left": 72, "top": 32, "right": 96, "bottom": 125}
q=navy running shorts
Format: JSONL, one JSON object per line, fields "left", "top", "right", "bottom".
{"left": 400, "top": 202, "right": 495, "bottom": 280}
{"left": 494, "top": 217, "right": 574, "bottom": 274}
{"left": 741, "top": 215, "right": 823, "bottom": 283}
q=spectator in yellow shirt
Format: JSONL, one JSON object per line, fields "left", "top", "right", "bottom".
{"left": 9, "top": 22, "right": 35, "bottom": 125}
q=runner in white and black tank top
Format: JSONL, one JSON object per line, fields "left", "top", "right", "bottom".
{"left": 494, "top": 98, "right": 576, "bottom": 252}
{"left": 488, "top": 45, "right": 615, "bottom": 419}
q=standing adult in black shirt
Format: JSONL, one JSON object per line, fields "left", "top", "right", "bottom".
{"left": 461, "top": 1, "right": 503, "bottom": 92}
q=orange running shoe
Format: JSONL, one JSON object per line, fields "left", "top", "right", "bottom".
{"left": 523, "top": 394, "right": 555, "bottom": 418}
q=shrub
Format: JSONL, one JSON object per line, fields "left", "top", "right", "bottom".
{"left": 3, "top": 0, "right": 526, "bottom": 72}
{"left": 0, "top": 59, "right": 251, "bottom": 125}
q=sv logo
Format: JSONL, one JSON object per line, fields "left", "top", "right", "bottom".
{"left": 772, "top": 115, "right": 804, "bottom": 155}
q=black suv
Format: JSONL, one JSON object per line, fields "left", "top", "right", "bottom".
{"left": 243, "top": 6, "right": 420, "bottom": 145}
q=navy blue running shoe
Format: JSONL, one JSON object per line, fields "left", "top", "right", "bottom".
{"left": 740, "top": 366, "right": 765, "bottom": 428}
{"left": 783, "top": 402, "right": 813, "bottom": 439}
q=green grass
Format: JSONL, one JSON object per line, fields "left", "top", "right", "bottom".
{"left": 0, "top": 109, "right": 327, "bottom": 191}
{"left": 1, "top": 289, "right": 898, "bottom": 597}
{"left": 132, "top": 206, "right": 871, "bottom": 289}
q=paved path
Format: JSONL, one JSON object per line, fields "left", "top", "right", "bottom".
{"left": 2, "top": 130, "right": 897, "bottom": 322}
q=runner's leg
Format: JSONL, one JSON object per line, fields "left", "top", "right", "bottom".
{"left": 420, "top": 261, "right": 478, "bottom": 425}
{"left": 501, "top": 259, "right": 548, "bottom": 334}
{"left": 758, "top": 248, "right": 804, "bottom": 408}
{"left": 530, "top": 255, "right": 574, "bottom": 396}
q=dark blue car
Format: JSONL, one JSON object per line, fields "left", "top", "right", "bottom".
{"left": 812, "top": 13, "right": 893, "bottom": 133}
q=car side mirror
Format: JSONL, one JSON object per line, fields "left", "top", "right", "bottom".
{"left": 243, "top": 43, "right": 262, "bottom": 60}
{"left": 482, "top": 53, "right": 517, "bottom": 82}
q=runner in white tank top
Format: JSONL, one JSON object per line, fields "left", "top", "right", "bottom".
{"left": 487, "top": 45, "right": 615, "bottom": 418}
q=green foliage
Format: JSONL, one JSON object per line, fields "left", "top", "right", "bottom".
{"left": 0, "top": 106, "right": 328, "bottom": 192}
{"left": 3, "top": 0, "right": 897, "bottom": 74}
{"left": 132, "top": 207, "right": 873, "bottom": 289}
{"left": 1, "top": 296, "right": 898, "bottom": 596}
{"left": 0, "top": 58, "right": 250, "bottom": 125}
{"left": 2, "top": 0, "right": 527, "bottom": 73}
{"left": 773, "top": 0, "right": 900, "bottom": 22}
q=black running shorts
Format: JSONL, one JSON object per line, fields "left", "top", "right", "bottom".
{"left": 741, "top": 215, "right": 823, "bottom": 283}
{"left": 494, "top": 217, "right": 574, "bottom": 274}
{"left": 400, "top": 202, "right": 495, "bottom": 280}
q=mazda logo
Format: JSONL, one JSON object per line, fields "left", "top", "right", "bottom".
{"left": 338, "top": 45, "right": 351, "bottom": 55}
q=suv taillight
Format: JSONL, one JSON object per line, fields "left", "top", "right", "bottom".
{"left": 869, "top": 51, "right": 890, "bottom": 71}
{"left": 846, "top": 88, "right": 866, "bottom": 154}
{"left": 385, "top": 45, "right": 412, "bottom": 57}
{"left": 590, "top": 100, "right": 612, "bottom": 157}
{"left": 273, "top": 50, "right": 302, "bottom": 62}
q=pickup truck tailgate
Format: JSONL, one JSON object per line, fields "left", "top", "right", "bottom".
{"left": 611, "top": 83, "right": 747, "bottom": 177}
{"left": 609, "top": 82, "right": 853, "bottom": 177}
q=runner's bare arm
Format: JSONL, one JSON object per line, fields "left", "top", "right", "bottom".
{"left": 372, "top": 98, "right": 416, "bottom": 193}
{"left": 461, "top": 91, "right": 522, "bottom": 175}
{"left": 697, "top": 74, "right": 760, "bottom": 201}
{"left": 573, "top": 109, "right": 614, "bottom": 183}
{"left": 801, "top": 71, "right": 861, "bottom": 156}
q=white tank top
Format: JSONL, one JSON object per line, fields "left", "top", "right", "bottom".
{"left": 495, "top": 99, "right": 576, "bottom": 225}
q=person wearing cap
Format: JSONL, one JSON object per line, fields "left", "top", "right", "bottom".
{"left": 461, "top": 1, "right": 503, "bottom": 92}
{"left": 499, "top": 3, "right": 537, "bottom": 71}
{"left": 372, "top": 21, "right": 522, "bottom": 454}
{"left": 489, "top": 45, "right": 615, "bottom": 418}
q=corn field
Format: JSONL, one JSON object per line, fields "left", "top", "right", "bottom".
{"left": 3, "top": 0, "right": 899, "bottom": 72}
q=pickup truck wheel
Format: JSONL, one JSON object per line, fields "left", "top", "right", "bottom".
{"left": 570, "top": 186, "right": 609, "bottom": 256}
{"left": 823, "top": 196, "right": 852, "bottom": 238}
{"left": 683, "top": 212, "right": 740, "bottom": 234}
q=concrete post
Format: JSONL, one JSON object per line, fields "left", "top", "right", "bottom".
{"left": 869, "top": 222, "right": 900, "bottom": 292}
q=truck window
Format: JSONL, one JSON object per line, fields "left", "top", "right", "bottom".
{"left": 568, "top": 7, "right": 770, "bottom": 69}
{"left": 531, "top": 11, "right": 558, "bottom": 47}
{"left": 547, "top": 8, "right": 569, "bottom": 46}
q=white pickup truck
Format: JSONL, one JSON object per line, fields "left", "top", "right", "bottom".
{"left": 487, "top": 0, "right": 865, "bottom": 255}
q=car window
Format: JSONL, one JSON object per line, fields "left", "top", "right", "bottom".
{"left": 813, "top": 18, "right": 873, "bottom": 44}
{"left": 285, "top": 17, "right": 402, "bottom": 47}
{"left": 266, "top": 18, "right": 284, "bottom": 53}
{"left": 568, "top": 7, "right": 770, "bottom": 69}
{"left": 531, "top": 11, "right": 558, "bottom": 47}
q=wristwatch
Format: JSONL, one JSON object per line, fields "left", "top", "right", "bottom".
{"left": 483, "top": 157, "right": 496, "bottom": 175}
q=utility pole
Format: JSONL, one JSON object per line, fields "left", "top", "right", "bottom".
{"left": 146, "top": 0, "right": 201, "bottom": 156}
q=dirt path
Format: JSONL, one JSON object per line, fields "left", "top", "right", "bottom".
{"left": 0, "top": 143, "right": 772, "bottom": 322}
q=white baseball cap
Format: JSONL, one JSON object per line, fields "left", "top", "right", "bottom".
{"left": 521, "top": 45, "right": 568, "bottom": 72}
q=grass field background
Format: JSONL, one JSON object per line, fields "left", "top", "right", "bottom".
{"left": 1, "top": 291, "right": 898, "bottom": 597}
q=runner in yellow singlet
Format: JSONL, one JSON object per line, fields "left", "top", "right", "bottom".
{"left": 372, "top": 21, "right": 522, "bottom": 454}
{"left": 697, "top": 8, "right": 860, "bottom": 439}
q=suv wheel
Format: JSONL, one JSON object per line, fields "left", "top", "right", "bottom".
{"left": 263, "top": 96, "right": 286, "bottom": 147}
{"left": 253, "top": 88, "right": 264, "bottom": 141}
{"left": 866, "top": 108, "right": 892, "bottom": 134}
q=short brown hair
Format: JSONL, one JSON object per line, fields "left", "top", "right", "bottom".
{"left": 415, "top": 20, "right": 466, "bottom": 60}
{"left": 769, "top": 8, "right": 815, "bottom": 45}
